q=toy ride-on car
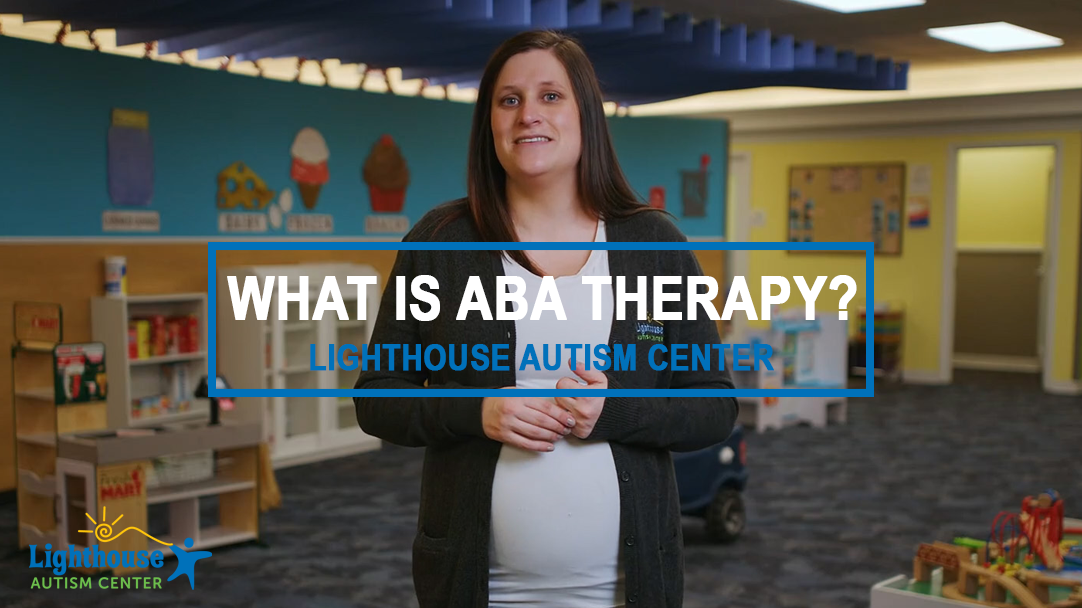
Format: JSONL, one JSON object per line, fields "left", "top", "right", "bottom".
{"left": 672, "top": 424, "right": 748, "bottom": 543}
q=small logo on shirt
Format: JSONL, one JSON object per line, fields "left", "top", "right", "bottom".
{"left": 635, "top": 312, "right": 664, "bottom": 343}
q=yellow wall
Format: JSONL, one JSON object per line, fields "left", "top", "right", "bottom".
{"left": 957, "top": 146, "right": 1054, "bottom": 247}
{"left": 733, "top": 131, "right": 1081, "bottom": 383}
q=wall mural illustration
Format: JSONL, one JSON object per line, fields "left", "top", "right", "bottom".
{"left": 2, "top": 35, "right": 727, "bottom": 240}
{"left": 107, "top": 108, "right": 154, "bottom": 208}
{"left": 290, "top": 127, "right": 330, "bottom": 210}
{"left": 217, "top": 161, "right": 275, "bottom": 210}
{"left": 363, "top": 134, "right": 410, "bottom": 214}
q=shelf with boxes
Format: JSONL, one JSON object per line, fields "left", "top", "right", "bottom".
{"left": 90, "top": 292, "right": 210, "bottom": 428}
{"left": 849, "top": 303, "right": 905, "bottom": 381}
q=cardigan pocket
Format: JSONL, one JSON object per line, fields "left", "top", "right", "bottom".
{"left": 659, "top": 529, "right": 683, "bottom": 608}
{"left": 413, "top": 530, "right": 457, "bottom": 607}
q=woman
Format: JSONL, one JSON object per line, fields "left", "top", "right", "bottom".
{"left": 355, "top": 30, "right": 738, "bottom": 608}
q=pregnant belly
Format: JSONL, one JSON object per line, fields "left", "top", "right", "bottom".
{"left": 489, "top": 435, "right": 623, "bottom": 581}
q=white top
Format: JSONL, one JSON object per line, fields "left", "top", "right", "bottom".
{"left": 488, "top": 220, "right": 625, "bottom": 608}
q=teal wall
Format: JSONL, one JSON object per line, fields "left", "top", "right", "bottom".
{"left": 0, "top": 35, "right": 728, "bottom": 238}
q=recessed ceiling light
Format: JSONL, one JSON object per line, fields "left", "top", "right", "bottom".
{"left": 927, "top": 22, "right": 1064, "bottom": 52}
{"left": 786, "top": 0, "right": 925, "bottom": 13}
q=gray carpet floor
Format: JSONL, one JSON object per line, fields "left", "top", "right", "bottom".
{"left": 1, "top": 370, "right": 1079, "bottom": 608}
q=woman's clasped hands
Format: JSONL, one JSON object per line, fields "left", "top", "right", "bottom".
{"left": 481, "top": 359, "right": 608, "bottom": 452}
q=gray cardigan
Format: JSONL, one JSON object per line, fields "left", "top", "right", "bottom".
{"left": 354, "top": 200, "right": 739, "bottom": 608}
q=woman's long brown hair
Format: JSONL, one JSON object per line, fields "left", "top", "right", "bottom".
{"left": 438, "top": 30, "right": 660, "bottom": 275}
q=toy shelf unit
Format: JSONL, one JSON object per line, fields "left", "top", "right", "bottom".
{"left": 733, "top": 312, "right": 849, "bottom": 434}
{"left": 12, "top": 301, "right": 109, "bottom": 550}
{"left": 90, "top": 292, "right": 210, "bottom": 429}
{"left": 216, "top": 263, "right": 383, "bottom": 469}
{"left": 851, "top": 303, "right": 905, "bottom": 382}
{"left": 54, "top": 421, "right": 262, "bottom": 575}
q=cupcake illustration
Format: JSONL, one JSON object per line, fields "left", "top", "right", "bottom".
{"left": 362, "top": 134, "right": 409, "bottom": 213}
{"left": 290, "top": 127, "right": 329, "bottom": 210}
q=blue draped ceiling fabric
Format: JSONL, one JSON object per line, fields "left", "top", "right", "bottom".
{"left": 2, "top": 0, "right": 909, "bottom": 105}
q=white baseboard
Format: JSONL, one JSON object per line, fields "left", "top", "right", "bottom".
{"left": 1044, "top": 380, "right": 1082, "bottom": 396}
{"left": 952, "top": 353, "right": 1041, "bottom": 373}
{"left": 902, "top": 370, "right": 950, "bottom": 385}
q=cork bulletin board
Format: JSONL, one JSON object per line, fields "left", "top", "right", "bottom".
{"left": 787, "top": 163, "right": 905, "bottom": 255}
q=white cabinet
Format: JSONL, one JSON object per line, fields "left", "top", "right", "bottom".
{"left": 216, "top": 263, "right": 382, "bottom": 469}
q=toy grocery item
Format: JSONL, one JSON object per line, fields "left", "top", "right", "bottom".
{"left": 53, "top": 342, "right": 108, "bottom": 405}
{"left": 290, "top": 127, "right": 330, "bottom": 209}
{"left": 217, "top": 161, "right": 275, "bottom": 209}
{"left": 104, "top": 256, "right": 127, "bottom": 296}
{"left": 128, "top": 314, "right": 199, "bottom": 359}
{"left": 362, "top": 134, "right": 410, "bottom": 213}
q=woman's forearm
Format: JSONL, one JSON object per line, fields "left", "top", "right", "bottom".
{"left": 587, "top": 376, "right": 739, "bottom": 452}
{"left": 353, "top": 376, "right": 487, "bottom": 447}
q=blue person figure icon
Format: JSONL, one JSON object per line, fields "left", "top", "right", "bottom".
{"left": 168, "top": 537, "right": 212, "bottom": 589}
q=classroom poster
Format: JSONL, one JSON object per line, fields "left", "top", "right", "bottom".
{"left": 906, "top": 163, "right": 932, "bottom": 228}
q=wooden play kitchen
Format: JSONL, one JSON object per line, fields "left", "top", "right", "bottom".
{"left": 11, "top": 301, "right": 263, "bottom": 575}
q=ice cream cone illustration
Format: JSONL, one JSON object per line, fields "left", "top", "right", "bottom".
{"left": 362, "top": 134, "right": 409, "bottom": 213}
{"left": 290, "top": 127, "right": 329, "bottom": 210}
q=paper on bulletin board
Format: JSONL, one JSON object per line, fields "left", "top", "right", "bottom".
{"left": 908, "top": 163, "right": 932, "bottom": 196}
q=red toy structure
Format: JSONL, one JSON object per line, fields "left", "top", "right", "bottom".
{"left": 987, "top": 510, "right": 1028, "bottom": 566}
{"left": 1021, "top": 491, "right": 1066, "bottom": 571}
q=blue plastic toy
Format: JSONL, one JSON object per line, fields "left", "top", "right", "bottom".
{"left": 672, "top": 424, "right": 749, "bottom": 543}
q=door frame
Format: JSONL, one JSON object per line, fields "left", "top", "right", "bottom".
{"left": 940, "top": 140, "right": 1063, "bottom": 390}
{"left": 726, "top": 151, "right": 753, "bottom": 342}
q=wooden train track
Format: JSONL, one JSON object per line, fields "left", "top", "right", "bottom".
{"left": 939, "top": 562, "right": 1082, "bottom": 608}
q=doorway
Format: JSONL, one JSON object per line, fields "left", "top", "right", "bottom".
{"left": 947, "top": 144, "right": 1057, "bottom": 382}
{"left": 726, "top": 152, "right": 752, "bottom": 342}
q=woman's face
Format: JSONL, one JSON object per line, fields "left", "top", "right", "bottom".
{"left": 490, "top": 49, "right": 582, "bottom": 184}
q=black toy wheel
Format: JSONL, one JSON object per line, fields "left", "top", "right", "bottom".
{"left": 705, "top": 489, "right": 745, "bottom": 543}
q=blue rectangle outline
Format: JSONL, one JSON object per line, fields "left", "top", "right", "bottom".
{"left": 207, "top": 241, "right": 874, "bottom": 399}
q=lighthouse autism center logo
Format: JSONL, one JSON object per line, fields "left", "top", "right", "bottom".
{"left": 28, "top": 505, "right": 212, "bottom": 590}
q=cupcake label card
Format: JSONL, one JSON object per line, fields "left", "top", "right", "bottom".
{"left": 365, "top": 215, "right": 409, "bottom": 234}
